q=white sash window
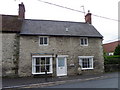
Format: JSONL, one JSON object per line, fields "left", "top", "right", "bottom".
{"left": 32, "top": 56, "right": 52, "bottom": 74}
{"left": 79, "top": 56, "right": 94, "bottom": 70}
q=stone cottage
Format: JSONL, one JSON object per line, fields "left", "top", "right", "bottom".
{"left": 1, "top": 15, "right": 22, "bottom": 76}
{"left": 1, "top": 2, "right": 104, "bottom": 77}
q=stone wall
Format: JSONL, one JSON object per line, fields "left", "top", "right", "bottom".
{"left": 2, "top": 33, "right": 19, "bottom": 76}
{"left": 19, "top": 36, "right": 104, "bottom": 77}
{"left": 104, "top": 64, "right": 120, "bottom": 72}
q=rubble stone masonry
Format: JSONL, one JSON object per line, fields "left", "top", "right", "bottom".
{"left": 2, "top": 33, "right": 19, "bottom": 76}
{"left": 18, "top": 36, "right": 104, "bottom": 77}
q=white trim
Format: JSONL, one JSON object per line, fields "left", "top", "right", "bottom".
{"left": 56, "top": 56, "right": 67, "bottom": 76}
{"left": 81, "top": 68, "right": 93, "bottom": 70}
{"left": 39, "top": 36, "right": 49, "bottom": 46}
{"left": 32, "top": 56, "right": 53, "bottom": 75}
{"left": 32, "top": 55, "right": 53, "bottom": 58}
{"left": 32, "top": 72, "right": 52, "bottom": 75}
{"left": 78, "top": 56, "right": 94, "bottom": 70}
{"left": 50, "top": 57, "right": 53, "bottom": 74}
{"left": 32, "top": 57, "right": 35, "bottom": 74}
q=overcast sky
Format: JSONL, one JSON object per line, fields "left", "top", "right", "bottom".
{"left": 0, "top": 0, "right": 119, "bottom": 44}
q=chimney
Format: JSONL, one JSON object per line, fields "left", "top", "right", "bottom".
{"left": 85, "top": 10, "right": 92, "bottom": 24}
{"left": 18, "top": 2, "right": 25, "bottom": 19}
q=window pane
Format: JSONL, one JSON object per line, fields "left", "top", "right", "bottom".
{"left": 36, "top": 58, "right": 40, "bottom": 65}
{"left": 81, "top": 58, "right": 92, "bottom": 68}
{"left": 84, "top": 39, "right": 87, "bottom": 45}
{"left": 82, "top": 59, "right": 87, "bottom": 68}
{"left": 82, "top": 59, "right": 84, "bottom": 68}
{"left": 58, "top": 57, "right": 65, "bottom": 67}
{"left": 81, "top": 39, "right": 84, "bottom": 45}
{"left": 46, "top": 57, "right": 50, "bottom": 64}
{"left": 44, "top": 37, "right": 48, "bottom": 44}
{"left": 82, "top": 59, "right": 84, "bottom": 67}
{"left": 40, "top": 37, "right": 43, "bottom": 45}
{"left": 41, "top": 65, "right": 45, "bottom": 72}
{"left": 41, "top": 57, "right": 45, "bottom": 64}
{"left": 36, "top": 66, "right": 40, "bottom": 73}
{"left": 46, "top": 65, "right": 50, "bottom": 72}
{"left": 87, "top": 58, "right": 90, "bottom": 68}
{"left": 83, "top": 58, "right": 89, "bottom": 68}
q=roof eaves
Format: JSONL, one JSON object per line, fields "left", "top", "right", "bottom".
{"left": 20, "top": 33, "right": 103, "bottom": 38}
{"left": 2, "top": 30, "right": 20, "bottom": 33}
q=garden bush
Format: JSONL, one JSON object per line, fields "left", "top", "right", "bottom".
{"left": 104, "top": 55, "right": 120, "bottom": 65}
{"left": 104, "top": 55, "right": 120, "bottom": 72}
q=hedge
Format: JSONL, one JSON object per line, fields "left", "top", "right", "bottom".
{"left": 104, "top": 55, "right": 120, "bottom": 65}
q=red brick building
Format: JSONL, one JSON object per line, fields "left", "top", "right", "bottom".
{"left": 103, "top": 40, "right": 120, "bottom": 56}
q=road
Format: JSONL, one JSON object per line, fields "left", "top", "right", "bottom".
{"left": 2, "top": 72, "right": 119, "bottom": 89}
{"left": 45, "top": 74, "right": 119, "bottom": 88}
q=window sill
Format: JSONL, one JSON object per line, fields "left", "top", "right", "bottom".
{"left": 81, "top": 68, "right": 94, "bottom": 70}
{"left": 80, "top": 45, "right": 88, "bottom": 46}
{"left": 32, "top": 72, "right": 53, "bottom": 75}
{"left": 39, "top": 44, "right": 49, "bottom": 46}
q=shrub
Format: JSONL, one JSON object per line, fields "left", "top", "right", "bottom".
{"left": 104, "top": 55, "right": 120, "bottom": 65}
{"left": 114, "top": 44, "right": 120, "bottom": 55}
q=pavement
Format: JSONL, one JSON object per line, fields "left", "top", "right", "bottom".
{"left": 2, "top": 72, "right": 119, "bottom": 89}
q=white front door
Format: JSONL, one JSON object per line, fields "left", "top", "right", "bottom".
{"left": 56, "top": 56, "right": 67, "bottom": 76}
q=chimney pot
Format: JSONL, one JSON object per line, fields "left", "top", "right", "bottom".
{"left": 18, "top": 2, "right": 25, "bottom": 19}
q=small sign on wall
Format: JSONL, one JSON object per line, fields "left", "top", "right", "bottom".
{"left": 69, "top": 63, "right": 75, "bottom": 67}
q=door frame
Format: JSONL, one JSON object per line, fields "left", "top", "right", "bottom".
{"left": 56, "top": 55, "right": 68, "bottom": 76}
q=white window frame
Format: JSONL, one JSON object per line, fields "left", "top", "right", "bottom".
{"left": 39, "top": 36, "right": 49, "bottom": 46}
{"left": 80, "top": 37, "right": 88, "bottom": 46}
{"left": 78, "top": 56, "right": 94, "bottom": 70}
{"left": 32, "top": 55, "right": 53, "bottom": 75}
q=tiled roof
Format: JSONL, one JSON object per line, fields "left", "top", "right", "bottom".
{"left": 103, "top": 40, "right": 120, "bottom": 52}
{"left": 20, "top": 19, "right": 103, "bottom": 38}
{"left": 1, "top": 15, "right": 22, "bottom": 32}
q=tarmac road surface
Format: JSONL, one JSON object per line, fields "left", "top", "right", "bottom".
{"left": 2, "top": 72, "right": 119, "bottom": 89}
{"left": 46, "top": 76, "right": 118, "bottom": 88}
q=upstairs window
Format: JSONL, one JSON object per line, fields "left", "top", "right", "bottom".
{"left": 39, "top": 37, "right": 49, "bottom": 46}
{"left": 80, "top": 38, "right": 88, "bottom": 46}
